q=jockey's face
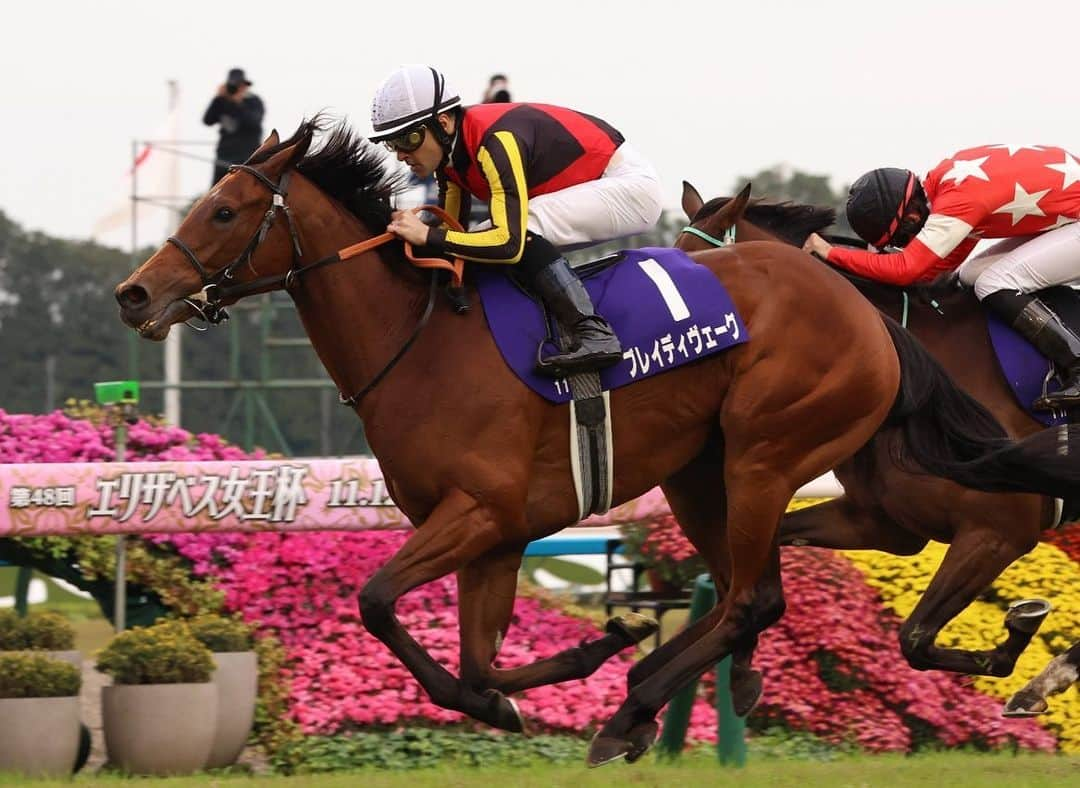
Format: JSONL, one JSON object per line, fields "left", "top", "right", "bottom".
{"left": 394, "top": 113, "right": 456, "bottom": 179}
{"left": 889, "top": 191, "right": 930, "bottom": 248}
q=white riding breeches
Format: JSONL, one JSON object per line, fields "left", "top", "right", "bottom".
{"left": 958, "top": 221, "right": 1080, "bottom": 300}
{"left": 471, "top": 142, "right": 664, "bottom": 249}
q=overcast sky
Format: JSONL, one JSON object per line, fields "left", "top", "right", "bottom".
{"left": 4, "top": 0, "right": 1080, "bottom": 246}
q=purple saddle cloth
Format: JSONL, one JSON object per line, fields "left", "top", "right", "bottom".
{"left": 473, "top": 247, "right": 749, "bottom": 404}
{"left": 986, "top": 286, "right": 1077, "bottom": 426}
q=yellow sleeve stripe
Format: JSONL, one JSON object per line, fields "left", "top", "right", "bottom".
{"left": 443, "top": 180, "right": 463, "bottom": 225}
{"left": 443, "top": 131, "right": 528, "bottom": 262}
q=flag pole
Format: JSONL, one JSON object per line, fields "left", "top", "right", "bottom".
{"left": 162, "top": 80, "right": 182, "bottom": 426}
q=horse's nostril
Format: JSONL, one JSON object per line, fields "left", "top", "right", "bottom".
{"left": 116, "top": 283, "right": 150, "bottom": 310}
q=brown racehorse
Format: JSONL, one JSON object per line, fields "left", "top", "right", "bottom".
{"left": 663, "top": 181, "right": 1076, "bottom": 716}
{"left": 114, "top": 121, "right": 1080, "bottom": 766}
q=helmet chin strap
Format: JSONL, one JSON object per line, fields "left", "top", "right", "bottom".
{"left": 435, "top": 121, "right": 458, "bottom": 170}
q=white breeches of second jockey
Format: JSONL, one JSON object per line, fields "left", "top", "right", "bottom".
{"left": 958, "top": 221, "right": 1080, "bottom": 299}
{"left": 472, "top": 142, "right": 664, "bottom": 249}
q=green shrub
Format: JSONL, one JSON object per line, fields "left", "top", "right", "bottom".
{"left": 0, "top": 609, "right": 28, "bottom": 650}
{"left": 0, "top": 609, "right": 76, "bottom": 650}
{"left": 187, "top": 613, "right": 254, "bottom": 652}
{"left": 22, "top": 610, "right": 76, "bottom": 650}
{"left": 95, "top": 620, "right": 213, "bottom": 684}
{"left": 270, "top": 729, "right": 587, "bottom": 774}
{"left": 0, "top": 652, "right": 81, "bottom": 698}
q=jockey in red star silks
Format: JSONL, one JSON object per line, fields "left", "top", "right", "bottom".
{"left": 804, "top": 144, "right": 1080, "bottom": 411}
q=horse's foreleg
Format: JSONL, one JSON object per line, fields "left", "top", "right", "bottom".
{"left": 896, "top": 529, "right": 1043, "bottom": 677}
{"left": 1004, "top": 640, "right": 1080, "bottom": 716}
{"left": 358, "top": 488, "right": 524, "bottom": 732}
{"left": 456, "top": 551, "right": 655, "bottom": 697}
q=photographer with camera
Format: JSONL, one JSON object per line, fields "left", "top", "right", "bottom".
{"left": 202, "top": 67, "right": 265, "bottom": 185}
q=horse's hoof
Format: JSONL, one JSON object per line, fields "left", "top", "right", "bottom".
{"left": 624, "top": 721, "right": 659, "bottom": 763}
{"left": 1002, "top": 689, "right": 1049, "bottom": 718}
{"left": 606, "top": 613, "right": 660, "bottom": 646}
{"left": 483, "top": 689, "right": 525, "bottom": 733}
{"left": 586, "top": 732, "right": 632, "bottom": 768}
{"left": 1005, "top": 599, "right": 1052, "bottom": 635}
{"left": 732, "top": 669, "right": 763, "bottom": 717}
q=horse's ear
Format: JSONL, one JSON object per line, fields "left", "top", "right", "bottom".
{"left": 259, "top": 128, "right": 315, "bottom": 176}
{"left": 682, "top": 181, "right": 705, "bottom": 221}
{"left": 730, "top": 182, "right": 752, "bottom": 217}
{"left": 705, "top": 182, "right": 752, "bottom": 234}
{"left": 246, "top": 130, "right": 281, "bottom": 162}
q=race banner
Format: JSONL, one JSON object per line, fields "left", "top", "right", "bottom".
{"left": 1, "top": 458, "right": 842, "bottom": 537}
{"left": 0, "top": 458, "right": 667, "bottom": 537}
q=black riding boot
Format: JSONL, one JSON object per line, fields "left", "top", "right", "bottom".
{"left": 984, "top": 291, "right": 1080, "bottom": 410}
{"left": 530, "top": 257, "right": 623, "bottom": 377}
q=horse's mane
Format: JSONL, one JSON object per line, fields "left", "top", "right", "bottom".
{"left": 702, "top": 195, "right": 968, "bottom": 312}
{"left": 249, "top": 116, "right": 409, "bottom": 239}
{"left": 696, "top": 196, "right": 837, "bottom": 247}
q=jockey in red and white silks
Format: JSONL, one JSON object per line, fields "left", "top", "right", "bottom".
{"left": 803, "top": 145, "right": 1080, "bottom": 411}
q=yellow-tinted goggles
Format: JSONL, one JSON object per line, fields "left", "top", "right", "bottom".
{"left": 383, "top": 126, "right": 427, "bottom": 153}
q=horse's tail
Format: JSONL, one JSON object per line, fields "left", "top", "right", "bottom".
{"left": 884, "top": 317, "right": 1080, "bottom": 499}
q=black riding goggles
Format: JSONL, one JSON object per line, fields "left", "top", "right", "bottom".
{"left": 383, "top": 125, "right": 428, "bottom": 154}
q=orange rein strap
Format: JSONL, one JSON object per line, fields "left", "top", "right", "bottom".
{"left": 336, "top": 205, "right": 466, "bottom": 289}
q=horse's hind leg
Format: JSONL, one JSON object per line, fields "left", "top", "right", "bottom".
{"left": 589, "top": 468, "right": 793, "bottom": 767}
{"left": 1004, "top": 640, "right": 1080, "bottom": 716}
{"left": 896, "top": 526, "right": 1046, "bottom": 677}
{"left": 455, "top": 549, "right": 657, "bottom": 697}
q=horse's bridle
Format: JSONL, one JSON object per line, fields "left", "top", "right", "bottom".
{"left": 677, "top": 224, "right": 735, "bottom": 248}
{"left": 167, "top": 164, "right": 306, "bottom": 326}
{"left": 165, "top": 162, "right": 460, "bottom": 407}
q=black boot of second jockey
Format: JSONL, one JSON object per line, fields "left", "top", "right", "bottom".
{"left": 984, "top": 290, "right": 1080, "bottom": 410}
{"left": 519, "top": 234, "right": 622, "bottom": 378}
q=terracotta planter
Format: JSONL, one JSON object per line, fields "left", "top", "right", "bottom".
{"left": 0, "top": 696, "right": 80, "bottom": 777}
{"left": 102, "top": 682, "right": 217, "bottom": 775}
{"left": 205, "top": 651, "right": 258, "bottom": 768}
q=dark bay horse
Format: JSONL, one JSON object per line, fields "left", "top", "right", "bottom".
{"left": 670, "top": 181, "right": 1076, "bottom": 713}
{"left": 114, "top": 121, "right": 1080, "bottom": 766}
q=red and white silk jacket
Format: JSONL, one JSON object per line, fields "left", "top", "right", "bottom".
{"left": 827, "top": 144, "right": 1080, "bottom": 286}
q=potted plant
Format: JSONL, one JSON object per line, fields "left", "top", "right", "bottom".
{"left": 0, "top": 652, "right": 81, "bottom": 777}
{"left": 619, "top": 515, "right": 708, "bottom": 594}
{"left": 96, "top": 620, "right": 217, "bottom": 775}
{"left": 0, "top": 609, "right": 80, "bottom": 667}
{"left": 187, "top": 614, "right": 257, "bottom": 768}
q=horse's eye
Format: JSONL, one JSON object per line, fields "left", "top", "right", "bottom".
{"left": 213, "top": 207, "right": 235, "bottom": 223}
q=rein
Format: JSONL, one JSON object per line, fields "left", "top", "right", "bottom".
{"left": 166, "top": 162, "right": 467, "bottom": 407}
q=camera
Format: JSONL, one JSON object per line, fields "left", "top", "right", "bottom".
{"left": 226, "top": 82, "right": 240, "bottom": 95}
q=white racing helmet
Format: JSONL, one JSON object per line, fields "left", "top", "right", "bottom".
{"left": 370, "top": 64, "right": 461, "bottom": 142}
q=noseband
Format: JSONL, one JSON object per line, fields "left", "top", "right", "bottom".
{"left": 166, "top": 164, "right": 305, "bottom": 325}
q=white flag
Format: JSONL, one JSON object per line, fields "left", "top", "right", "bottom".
{"left": 91, "top": 82, "right": 183, "bottom": 251}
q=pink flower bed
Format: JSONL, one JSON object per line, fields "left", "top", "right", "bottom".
{"left": 0, "top": 408, "right": 259, "bottom": 463}
{"left": 0, "top": 409, "right": 1058, "bottom": 750}
{"left": 188, "top": 529, "right": 653, "bottom": 736}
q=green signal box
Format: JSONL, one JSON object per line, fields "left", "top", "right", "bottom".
{"left": 94, "top": 380, "right": 140, "bottom": 406}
